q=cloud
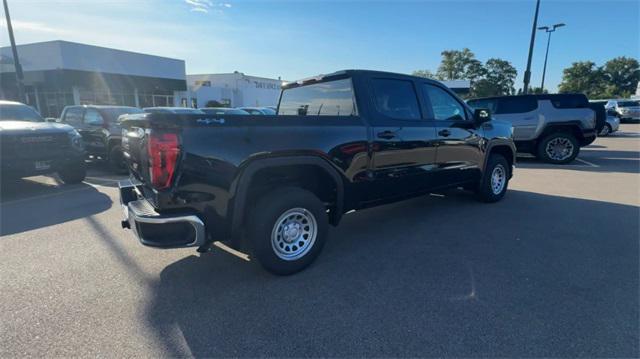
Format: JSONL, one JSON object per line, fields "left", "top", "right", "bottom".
{"left": 0, "top": 19, "right": 70, "bottom": 35}
{"left": 183, "top": 0, "right": 231, "bottom": 14}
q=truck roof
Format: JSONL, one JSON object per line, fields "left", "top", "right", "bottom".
{"left": 282, "top": 69, "right": 440, "bottom": 89}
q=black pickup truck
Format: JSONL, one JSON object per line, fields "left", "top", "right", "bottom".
{"left": 119, "top": 70, "right": 516, "bottom": 274}
{"left": 0, "top": 100, "right": 86, "bottom": 184}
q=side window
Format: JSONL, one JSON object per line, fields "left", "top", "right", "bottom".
{"left": 84, "top": 109, "right": 104, "bottom": 126}
{"left": 278, "top": 78, "right": 357, "bottom": 116}
{"left": 422, "top": 84, "right": 466, "bottom": 121}
{"left": 496, "top": 97, "right": 537, "bottom": 114}
{"left": 371, "top": 79, "right": 421, "bottom": 120}
{"left": 63, "top": 107, "right": 84, "bottom": 126}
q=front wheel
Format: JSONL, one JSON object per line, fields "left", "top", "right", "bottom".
{"left": 109, "top": 145, "right": 128, "bottom": 174}
{"left": 599, "top": 124, "right": 612, "bottom": 137}
{"left": 248, "top": 187, "right": 328, "bottom": 275}
{"left": 475, "top": 154, "right": 510, "bottom": 203}
{"left": 57, "top": 160, "right": 87, "bottom": 184}
{"left": 537, "top": 132, "right": 580, "bottom": 164}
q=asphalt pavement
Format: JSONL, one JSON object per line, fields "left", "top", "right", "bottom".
{"left": 1, "top": 125, "right": 639, "bottom": 357}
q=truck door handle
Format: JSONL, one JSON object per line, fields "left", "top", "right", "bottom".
{"left": 438, "top": 129, "right": 451, "bottom": 137}
{"left": 377, "top": 131, "right": 396, "bottom": 140}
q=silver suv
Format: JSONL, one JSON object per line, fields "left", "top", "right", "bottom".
{"left": 605, "top": 99, "right": 640, "bottom": 122}
{"left": 468, "top": 94, "right": 596, "bottom": 164}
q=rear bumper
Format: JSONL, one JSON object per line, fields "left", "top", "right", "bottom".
{"left": 119, "top": 180, "right": 206, "bottom": 248}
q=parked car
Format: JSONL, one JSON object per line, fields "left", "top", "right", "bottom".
{"left": 1, "top": 101, "right": 86, "bottom": 183}
{"left": 237, "top": 107, "right": 277, "bottom": 115}
{"left": 200, "top": 107, "right": 249, "bottom": 115}
{"left": 590, "top": 100, "right": 619, "bottom": 136}
{"left": 118, "top": 70, "right": 516, "bottom": 275}
{"left": 143, "top": 107, "right": 205, "bottom": 115}
{"left": 59, "top": 105, "right": 144, "bottom": 171}
{"left": 467, "top": 94, "right": 596, "bottom": 164}
{"left": 605, "top": 99, "right": 640, "bottom": 123}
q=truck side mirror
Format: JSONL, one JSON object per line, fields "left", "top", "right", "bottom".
{"left": 473, "top": 108, "right": 491, "bottom": 124}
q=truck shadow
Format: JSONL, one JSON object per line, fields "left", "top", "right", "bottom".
{"left": 145, "top": 190, "right": 639, "bottom": 357}
{"left": 0, "top": 178, "right": 112, "bottom": 236}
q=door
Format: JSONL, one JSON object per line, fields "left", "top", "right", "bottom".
{"left": 82, "top": 108, "right": 108, "bottom": 156}
{"left": 492, "top": 96, "right": 538, "bottom": 141}
{"left": 367, "top": 78, "right": 438, "bottom": 201}
{"left": 421, "top": 83, "right": 483, "bottom": 186}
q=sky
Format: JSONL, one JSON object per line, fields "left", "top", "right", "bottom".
{"left": 1, "top": 0, "right": 638, "bottom": 92}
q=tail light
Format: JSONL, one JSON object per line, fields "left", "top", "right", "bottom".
{"left": 147, "top": 131, "right": 180, "bottom": 190}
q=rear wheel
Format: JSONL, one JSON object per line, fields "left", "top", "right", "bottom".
{"left": 475, "top": 154, "right": 510, "bottom": 203}
{"left": 109, "top": 145, "right": 127, "bottom": 174}
{"left": 248, "top": 187, "right": 328, "bottom": 275}
{"left": 537, "top": 132, "right": 580, "bottom": 164}
{"left": 58, "top": 160, "right": 86, "bottom": 184}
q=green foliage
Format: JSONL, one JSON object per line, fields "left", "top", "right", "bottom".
{"left": 412, "top": 70, "right": 436, "bottom": 79}
{"left": 415, "top": 48, "right": 517, "bottom": 98}
{"left": 558, "top": 57, "right": 639, "bottom": 98}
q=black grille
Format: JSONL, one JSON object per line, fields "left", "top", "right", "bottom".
{"left": 1, "top": 133, "right": 70, "bottom": 160}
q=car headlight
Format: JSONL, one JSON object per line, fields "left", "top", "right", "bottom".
{"left": 67, "top": 129, "right": 84, "bottom": 150}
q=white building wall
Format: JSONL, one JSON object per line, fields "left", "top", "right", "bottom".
{"left": 179, "top": 72, "right": 282, "bottom": 108}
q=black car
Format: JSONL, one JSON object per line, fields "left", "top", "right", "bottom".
{"left": 59, "top": 105, "right": 144, "bottom": 171}
{"left": 0, "top": 101, "right": 86, "bottom": 184}
{"left": 118, "top": 70, "right": 516, "bottom": 275}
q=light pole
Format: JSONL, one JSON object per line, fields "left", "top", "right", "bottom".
{"left": 523, "top": 0, "right": 541, "bottom": 95}
{"left": 538, "top": 23, "right": 565, "bottom": 92}
{"left": 2, "top": 0, "right": 25, "bottom": 103}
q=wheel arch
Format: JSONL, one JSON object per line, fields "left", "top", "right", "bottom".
{"left": 229, "top": 156, "right": 345, "bottom": 238}
{"left": 484, "top": 141, "right": 516, "bottom": 178}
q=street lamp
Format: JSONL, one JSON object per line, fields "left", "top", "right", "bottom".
{"left": 538, "top": 23, "right": 565, "bottom": 92}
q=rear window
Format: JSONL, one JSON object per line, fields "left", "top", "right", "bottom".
{"left": 278, "top": 78, "right": 357, "bottom": 116}
{"left": 496, "top": 97, "right": 537, "bottom": 114}
{"left": 101, "top": 107, "right": 143, "bottom": 121}
{"left": 540, "top": 94, "right": 589, "bottom": 109}
{"left": 371, "top": 79, "right": 421, "bottom": 120}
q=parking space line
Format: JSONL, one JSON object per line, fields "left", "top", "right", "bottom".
{"left": 575, "top": 158, "right": 600, "bottom": 168}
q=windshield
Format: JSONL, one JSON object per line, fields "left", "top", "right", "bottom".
{"left": 0, "top": 104, "right": 44, "bottom": 122}
{"left": 618, "top": 101, "right": 639, "bottom": 107}
{"left": 278, "top": 78, "right": 357, "bottom": 116}
{"left": 102, "top": 107, "right": 144, "bottom": 120}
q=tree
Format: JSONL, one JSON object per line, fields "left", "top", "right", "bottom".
{"left": 558, "top": 61, "right": 606, "bottom": 98}
{"left": 602, "top": 57, "right": 640, "bottom": 97}
{"left": 412, "top": 70, "right": 436, "bottom": 79}
{"left": 436, "top": 48, "right": 480, "bottom": 80}
{"left": 480, "top": 58, "right": 517, "bottom": 96}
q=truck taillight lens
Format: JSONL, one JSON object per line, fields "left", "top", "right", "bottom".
{"left": 147, "top": 132, "right": 180, "bottom": 190}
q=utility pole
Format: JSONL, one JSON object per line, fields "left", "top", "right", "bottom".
{"left": 523, "top": 0, "right": 541, "bottom": 95}
{"left": 538, "top": 23, "right": 565, "bottom": 92}
{"left": 3, "top": 0, "right": 25, "bottom": 103}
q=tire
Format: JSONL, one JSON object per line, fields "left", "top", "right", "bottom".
{"left": 536, "top": 132, "right": 580, "bottom": 164}
{"left": 247, "top": 187, "right": 328, "bottom": 275}
{"left": 57, "top": 160, "right": 87, "bottom": 184}
{"left": 599, "top": 124, "right": 612, "bottom": 137}
{"left": 475, "top": 154, "right": 510, "bottom": 203}
{"left": 109, "top": 145, "right": 127, "bottom": 174}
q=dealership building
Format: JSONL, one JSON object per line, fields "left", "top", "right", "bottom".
{"left": 176, "top": 72, "right": 283, "bottom": 108}
{"left": 0, "top": 40, "right": 187, "bottom": 117}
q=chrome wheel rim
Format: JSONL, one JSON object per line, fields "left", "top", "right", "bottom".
{"left": 490, "top": 164, "right": 506, "bottom": 195}
{"left": 271, "top": 208, "right": 317, "bottom": 261}
{"left": 600, "top": 125, "right": 610, "bottom": 136}
{"left": 545, "top": 137, "right": 574, "bottom": 161}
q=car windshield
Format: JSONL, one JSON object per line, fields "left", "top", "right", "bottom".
{"left": 260, "top": 108, "right": 276, "bottom": 115}
{"left": 102, "top": 107, "right": 144, "bottom": 120}
{"left": 0, "top": 104, "right": 44, "bottom": 122}
{"left": 618, "top": 101, "right": 639, "bottom": 107}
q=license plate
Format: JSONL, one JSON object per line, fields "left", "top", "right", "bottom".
{"left": 34, "top": 161, "right": 51, "bottom": 170}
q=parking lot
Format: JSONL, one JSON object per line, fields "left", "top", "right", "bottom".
{"left": 1, "top": 124, "right": 638, "bottom": 357}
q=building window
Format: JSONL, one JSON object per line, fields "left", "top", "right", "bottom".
{"left": 195, "top": 80, "right": 211, "bottom": 87}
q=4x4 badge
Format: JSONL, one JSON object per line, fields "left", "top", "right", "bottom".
{"left": 197, "top": 118, "right": 225, "bottom": 125}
